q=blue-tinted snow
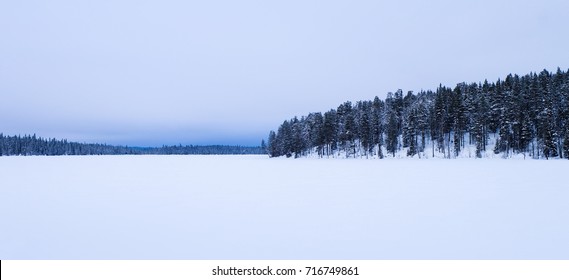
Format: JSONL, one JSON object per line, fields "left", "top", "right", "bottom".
{"left": 0, "top": 155, "right": 567, "bottom": 259}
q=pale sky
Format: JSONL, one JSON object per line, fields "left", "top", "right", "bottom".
{"left": 1, "top": 0, "right": 568, "bottom": 146}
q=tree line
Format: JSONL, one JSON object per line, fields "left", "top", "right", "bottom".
{"left": 0, "top": 134, "right": 264, "bottom": 156}
{"left": 267, "top": 68, "right": 569, "bottom": 159}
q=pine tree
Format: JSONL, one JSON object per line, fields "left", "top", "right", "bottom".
{"left": 322, "top": 110, "right": 338, "bottom": 156}
{"left": 357, "top": 101, "right": 373, "bottom": 157}
{"left": 406, "top": 109, "right": 418, "bottom": 157}
{"left": 261, "top": 139, "right": 267, "bottom": 154}
{"left": 371, "top": 96, "right": 385, "bottom": 158}
{"left": 386, "top": 110, "right": 399, "bottom": 157}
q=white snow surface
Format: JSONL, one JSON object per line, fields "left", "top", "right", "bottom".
{"left": 1, "top": 155, "right": 568, "bottom": 259}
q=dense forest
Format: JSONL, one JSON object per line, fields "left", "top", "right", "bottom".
{"left": 267, "top": 68, "right": 569, "bottom": 159}
{"left": 0, "top": 134, "right": 264, "bottom": 156}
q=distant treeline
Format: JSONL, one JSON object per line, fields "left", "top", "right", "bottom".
{"left": 267, "top": 68, "right": 569, "bottom": 159}
{"left": 0, "top": 134, "right": 264, "bottom": 156}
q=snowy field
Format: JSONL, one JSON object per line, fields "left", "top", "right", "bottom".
{"left": 1, "top": 155, "right": 568, "bottom": 259}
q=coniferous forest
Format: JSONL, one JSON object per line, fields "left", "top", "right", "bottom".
{"left": 267, "top": 68, "right": 569, "bottom": 159}
{"left": 0, "top": 134, "right": 264, "bottom": 156}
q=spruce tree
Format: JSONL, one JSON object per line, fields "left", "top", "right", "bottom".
{"left": 386, "top": 111, "right": 399, "bottom": 157}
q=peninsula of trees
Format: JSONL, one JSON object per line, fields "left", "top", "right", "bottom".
{"left": 267, "top": 68, "right": 569, "bottom": 159}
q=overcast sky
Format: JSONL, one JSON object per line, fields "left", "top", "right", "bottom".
{"left": 1, "top": 0, "right": 568, "bottom": 146}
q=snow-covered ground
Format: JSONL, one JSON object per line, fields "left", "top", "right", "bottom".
{"left": 1, "top": 155, "right": 568, "bottom": 259}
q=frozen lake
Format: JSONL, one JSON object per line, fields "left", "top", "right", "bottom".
{"left": 1, "top": 155, "right": 568, "bottom": 259}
